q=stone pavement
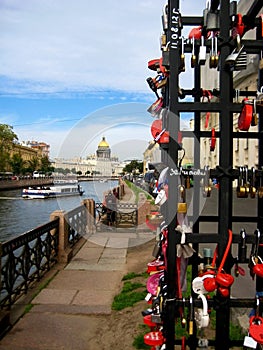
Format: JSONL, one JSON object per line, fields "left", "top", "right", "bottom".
{"left": 0, "top": 228, "right": 154, "bottom": 350}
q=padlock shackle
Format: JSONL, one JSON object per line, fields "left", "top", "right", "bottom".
{"left": 218, "top": 229, "right": 233, "bottom": 273}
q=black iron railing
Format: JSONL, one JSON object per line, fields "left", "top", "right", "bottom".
{"left": 0, "top": 219, "right": 59, "bottom": 309}
{"left": 66, "top": 205, "right": 87, "bottom": 246}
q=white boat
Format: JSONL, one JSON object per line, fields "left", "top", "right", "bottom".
{"left": 22, "top": 184, "right": 85, "bottom": 199}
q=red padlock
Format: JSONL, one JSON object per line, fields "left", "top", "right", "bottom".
{"left": 238, "top": 98, "right": 253, "bottom": 131}
{"left": 203, "top": 276, "right": 217, "bottom": 293}
{"left": 253, "top": 263, "right": 263, "bottom": 278}
{"left": 215, "top": 272, "right": 234, "bottom": 288}
{"left": 218, "top": 286, "right": 230, "bottom": 298}
{"left": 148, "top": 58, "right": 160, "bottom": 71}
{"left": 188, "top": 26, "right": 202, "bottom": 39}
{"left": 209, "top": 128, "right": 216, "bottom": 151}
{"left": 249, "top": 316, "right": 263, "bottom": 344}
{"left": 151, "top": 119, "right": 169, "bottom": 144}
{"left": 144, "top": 331, "right": 164, "bottom": 346}
{"left": 232, "top": 14, "right": 245, "bottom": 38}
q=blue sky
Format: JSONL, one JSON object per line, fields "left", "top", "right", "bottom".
{"left": 0, "top": 0, "right": 202, "bottom": 160}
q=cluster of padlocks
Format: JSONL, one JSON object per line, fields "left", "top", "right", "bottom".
{"left": 143, "top": 0, "right": 263, "bottom": 349}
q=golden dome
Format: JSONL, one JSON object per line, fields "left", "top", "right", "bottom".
{"left": 98, "top": 136, "right": 109, "bottom": 148}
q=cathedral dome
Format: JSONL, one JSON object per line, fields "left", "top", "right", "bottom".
{"left": 98, "top": 136, "right": 109, "bottom": 148}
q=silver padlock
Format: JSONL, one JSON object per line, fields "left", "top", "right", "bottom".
{"left": 206, "top": 10, "right": 220, "bottom": 31}
{"left": 162, "top": 4, "right": 168, "bottom": 31}
{"left": 199, "top": 36, "right": 207, "bottom": 65}
{"left": 225, "top": 34, "right": 247, "bottom": 71}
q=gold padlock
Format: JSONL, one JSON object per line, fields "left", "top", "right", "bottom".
{"left": 250, "top": 167, "right": 257, "bottom": 199}
{"left": 203, "top": 166, "right": 211, "bottom": 197}
{"left": 179, "top": 37, "right": 185, "bottom": 73}
{"left": 177, "top": 185, "right": 187, "bottom": 214}
{"left": 203, "top": 185, "right": 212, "bottom": 197}
{"left": 236, "top": 167, "right": 248, "bottom": 198}
{"left": 209, "top": 36, "right": 215, "bottom": 68}
{"left": 258, "top": 171, "right": 263, "bottom": 199}
{"left": 191, "top": 38, "right": 196, "bottom": 68}
{"left": 251, "top": 99, "right": 258, "bottom": 126}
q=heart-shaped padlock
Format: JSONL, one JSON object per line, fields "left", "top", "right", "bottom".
{"left": 249, "top": 315, "right": 263, "bottom": 344}
{"left": 215, "top": 272, "right": 234, "bottom": 288}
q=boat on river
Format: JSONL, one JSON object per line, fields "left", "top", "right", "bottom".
{"left": 22, "top": 183, "right": 85, "bottom": 199}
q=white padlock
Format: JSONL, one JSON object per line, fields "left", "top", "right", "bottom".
{"left": 199, "top": 36, "right": 207, "bottom": 65}
{"left": 192, "top": 274, "right": 214, "bottom": 295}
{"left": 194, "top": 294, "right": 209, "bottom": 329}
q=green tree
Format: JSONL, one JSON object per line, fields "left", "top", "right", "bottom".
{"left": 39, "top": 156, "right": 54, "bottom": 174}
{"left": 123, "top": 160, "right": 143, "bottom": 174}
{"left": 0, "top": 124, "right": 18, "bottom": 172}
{"left": 9, "top": 153, "right": 26, "bottom": 175}
{"left": 26, "top": 156, "right": 39, "bottom": 174}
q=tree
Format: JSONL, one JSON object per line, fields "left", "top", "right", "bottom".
{"left": 123, "top": 160, "right": 143, "bottom": 174}
{"left": 26, "top": 157, "right": 39, "bottom": 174}
{"left": 0, "top": 124, "right": 18, "bottom": 172}
{"left": 39, "top": 156, "right": 54, "bottom": 174}
{"left": 9, "top": 153, "right": 26, "bottom": 175}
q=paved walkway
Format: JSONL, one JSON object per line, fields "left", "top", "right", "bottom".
{"left": 0, "top": 229, "right": 154, "bottom": 350}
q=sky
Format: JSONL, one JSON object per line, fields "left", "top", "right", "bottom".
{"left": 0, "top": 0, "right": 203, "bottom": 161}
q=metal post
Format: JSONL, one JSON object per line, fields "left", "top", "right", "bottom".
{"left": 215, "top": 1, "right": 233, "bottom": 348}
{"left": 165, "top": 0, "right": 181, "bottom": 348}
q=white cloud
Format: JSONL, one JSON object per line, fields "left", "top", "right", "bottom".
{"left": 0, "top": 1, "right": 204, "bottom": 160}
{"left": 0, "top": 0, "right": 204, "bottom": 94}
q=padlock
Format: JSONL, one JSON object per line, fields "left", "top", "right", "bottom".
{"left": 146, "top": 77, "right": 159, "bottom": 99}
{"left": 199, "top": 36, "right": 207, "bottom": 65}
{"left": 162, "top": 42, "right": 170, "bottom": 68}
{"left": 258, "top": 171, "right": 263, "bottom": 199}
{"left": 191, "top": 37, "right": 196, "bottom": 68}
{"left": 231, "top": 13, "right": 245, "bottom": 38}
{"left": 243, "top": 166, "right": 251, "bottom": 196}
{"left": 188, "top": 296, "right": 194, "bottom": 335}
{"left": 206, "top": 10, "right": 220, "bottom": 31}
{"left": 194, "top": 294, "right": 209, "bottom": 329}
{"left": 144, "top": 331, "right": 164, "bottom": 346}
{"left": 238, "top": 228, "right": 247, "bottom": 263}
{"left": 209, "top": 128, "right": 216, "bottom": 151}
{"left": 251, "top": 99, "right": 258, "bottom": 127}
{"left": 162, "top": 4, "right": 168, "bottom": 31}
{"left": 151, "top": 313, "right": 163, "bottom": 325}
{"left": 177, "top": 185, "right": 187, "bottom": 214}
{"left": 203, "top": 166, "right": 211, "bottom": 197}
{"left": 209, "top": 36, "right": 215, "bottom": 68}
{"left": 236, "top": 167, "right": 248, "bottom": 198}
{"left": 225, "top": 35, "right": 247, "bottom": 71}
{"left": 249, "top": 315, "right": 263, "bottom": 344}
{"left": 214, "top": 36, "right": 219, "bottom": 68}
{"left": 215, "top": 272, "right": 234, "bottom": 288}
{"left": 179, "top": 37, "right": 185, "bottom": 73}
{"left": 238, "top": 99, "right": 253, "bottom": 131}
{"left": 250, "top": 167, "right": 257, "bottom": 198}
{"left": 248, "top": 229, "right": 262, "bottom": 279}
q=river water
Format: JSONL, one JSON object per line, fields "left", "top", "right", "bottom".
{"left": 0, "top": 180, "right": 118, "bottom": 243}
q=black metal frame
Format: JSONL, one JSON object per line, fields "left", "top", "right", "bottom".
{"left": 157, "top": 0, "right": 263, "bottom": 349}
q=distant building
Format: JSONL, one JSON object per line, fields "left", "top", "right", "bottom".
{"left": 20, "top": 140, "right": 50, "bottom": 158}
{"left": 53, "top": 136, "right": 121, "bottom": 177}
